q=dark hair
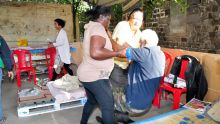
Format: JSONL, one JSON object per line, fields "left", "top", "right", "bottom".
{"left": 54, "top": 18, "right": 66, "bottom": 28}
{"left": 85, "top": 5, "right": 111, "bottom": 21}
{"left": 128, "top": 8, "right": 143, "bottom": 20}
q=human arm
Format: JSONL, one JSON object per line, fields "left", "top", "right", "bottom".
{"left": 53, "top": 38, "right": 64, "bottom": 47}
{"left": 106, "top": 29, "right": 130, "bottom": 63}
{"left": 0, "top": 36, "right": 14, "bottom": 79}
{"left": 52, "top": 29, "right": 66, "bottom": 47}
{"left": 90, "top": 35, "right": 119, "bottom": 60}
{"left": 108, "top": 35, "right": 130, "bottom": 62}
{"left": 119, "top": 47, "right": 149, "bottom": 62}
{"left": 112, "top": 38, "right": 131, "bottom": 52}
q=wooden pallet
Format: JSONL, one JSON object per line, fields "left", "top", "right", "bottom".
{"left": 17, "top": 97, "right": 87, "bottom": 117}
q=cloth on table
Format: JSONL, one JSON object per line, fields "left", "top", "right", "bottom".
{"left": 53, "top": 74, "right": 80, "bottom": 91}
{"left": 47, "top": 81, "right": 86, "bottom": 103}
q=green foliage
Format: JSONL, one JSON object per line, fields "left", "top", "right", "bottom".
{"left": 77, "top": 1, "right": 92, "bottom": 38}
{"left": 111, "top": 4, "right": 123, "bottom": 25}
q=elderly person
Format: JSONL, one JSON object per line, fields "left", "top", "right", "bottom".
{"left": 124, "top": 29, "right": 165, "bottom": 114}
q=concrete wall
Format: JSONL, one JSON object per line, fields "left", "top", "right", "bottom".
{"left": 146, "top": 0, "right": 220, "bottom": 53}
{"left": 0, "top": 2, "right": 73, "bottom": 45}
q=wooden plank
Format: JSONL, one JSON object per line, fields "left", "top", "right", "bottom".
{"left": 122, "top": 0, "right": 139, "bottom": 12}
{"left": 17, "top": 97, "right": 87, "bottom": 117}
{"left": 99, "top": 0, "right": 125, "bottom": 6}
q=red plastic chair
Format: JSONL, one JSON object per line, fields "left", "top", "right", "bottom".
{"left": 44, "top": 47, "right": 56, "bottom": 80}
{"left": 45, "top": 47, "right": 67, "bottom": 80}
{"left": 155, "top": 54, "right": 189, "bottom": 110}
{"left": 153, "top": 51, "right": 173, "bottom": 108}
{"left": 12, "top": 49, "right": 37, "bottom": 88}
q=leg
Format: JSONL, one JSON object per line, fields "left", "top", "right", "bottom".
{"left": 80, "top": 86, "right": 98, "bottom": 124}
{"left": 51, "top": 69, "right": 58, "bottom": 81}
{"left": 48, "top": 67, "right": 53, "bottom": 80}
{"left": 110, "top": 64, "right": 128, "bottom": 113}
{"left": 82, "top": 79, "right": 114, "bottom": 124}
{"left": 63, "top": 63, "right": 73, "bottom": 76}
{"left": 95, "top": 80, "right": 114, "bottom": 124}
{"left": 109, "top": 64, "right": 128, "bottom": 88}
{"left": 0, "top": 69, "right": 3, "bottom": 120}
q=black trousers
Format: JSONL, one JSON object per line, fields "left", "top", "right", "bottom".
{"left": 51, "top": 63, "right": 73, "bottom": 81}
{"left": 110, "top": 64, "right": 128, "bottom": 88}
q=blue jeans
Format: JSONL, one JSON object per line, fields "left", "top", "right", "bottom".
{"left": 80, "top": 79, "right": 114, "bottom": 124}
{"left": 0, "top": 69, "right": 3, "bottom": 120}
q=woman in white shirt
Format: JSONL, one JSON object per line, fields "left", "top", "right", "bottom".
{"left": 48, "top": 18, "right": 73, "bottom": 81}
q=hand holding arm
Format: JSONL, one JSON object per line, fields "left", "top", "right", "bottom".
{"left": 117, "top": 48, "right": 127, "bottom": 58}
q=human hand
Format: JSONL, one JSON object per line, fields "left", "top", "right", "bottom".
{"left": 117, "top": 48, "right": 127, "bottom": 58}
{"left": 8, "top": 71, "right": 14, "bottom": 80}
{"left": 48, "top": 43, "right": 54, "bottom": 48}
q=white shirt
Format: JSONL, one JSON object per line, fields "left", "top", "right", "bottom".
{"left": 53, "top": 28, "right": 71, "bottom": 64}
{"left": 112, "top": 21, "right": 142, "bottom": 48}
{"left": 112, "top": 21, "right": 142, "bottom": 69}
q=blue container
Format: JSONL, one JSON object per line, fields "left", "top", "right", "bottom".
{"left": 30, "top": 49, "right": 45, "bottom": 54}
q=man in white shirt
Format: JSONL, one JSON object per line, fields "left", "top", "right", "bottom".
{"left": 110, "top": 8, "right": 143, "bottom": 89}
{"left": 48, "top": 18, "right": 73, "bottom": 81}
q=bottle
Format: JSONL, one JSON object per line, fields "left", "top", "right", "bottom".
{"left": 173, "top": 75, "right": 177, "bottom": 88}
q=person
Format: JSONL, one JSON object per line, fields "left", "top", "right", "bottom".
{"left": 0, "top": 35, "right": 14, "bottom": 123}
{"left": 96, "top": 29, "right": 165, "bottom": 122}
{"left": 110, "top": 8, "right": 143, "bottom": 91}
{"left": 77, "top": 6, "right": 121, "bottom": 124}
{"left": 48, "top": 18, "right": 73, "bottom": 81}
{"left": 122, "top": 29, "right": 165, "bottom": 114}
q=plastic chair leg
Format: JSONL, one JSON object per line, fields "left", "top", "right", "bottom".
{"left": 32, "top": 70, "right": 37, "bottom": 85}
{"left": 28, "top": 71, "right": 31, "bottom": 81}
{"left": 164, "top": 91, "right": 169, "bottom": 100}
{"left": 48, "top": 68, "right": 53, "bottom": 81}
{"left": 152, "top": 89, "right": 160, "bottom": 108}
{"left": 173, "top": 91, "right": 182, "bottom": 110}
{"left": 16, "top": 72, "right": 21, "bottom": 88}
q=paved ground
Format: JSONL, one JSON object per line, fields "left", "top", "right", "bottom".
{"left": 1, "top": 74, "right": 173, "bottom": 124}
